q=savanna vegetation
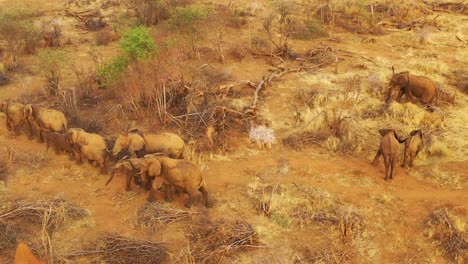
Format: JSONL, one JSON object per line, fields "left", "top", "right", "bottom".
{"left": 0, "top": 0, "right": 467, "bottom": 263}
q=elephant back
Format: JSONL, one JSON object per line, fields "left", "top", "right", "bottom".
{"left": 144, "top": 133, "right": 185, "bottom": 158}
{"left": 38, "top": 108, "right": 68, "bottom": 132}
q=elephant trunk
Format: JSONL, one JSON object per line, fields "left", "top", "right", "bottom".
{"left": 105, "top": 170, "right": 116, "bottom": 186}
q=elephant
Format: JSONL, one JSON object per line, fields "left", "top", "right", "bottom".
{"left": 371, "top": 129, "right": 405, "bottom": 180}
{"left": 112, "top": 130, "right": 185, "bottom": 159}
{"left": 105, "top": 157, "right": 158, "bottom": 191}
{"left": 386, "top": 68, "right": 438, "bottom": 107}
{"left": 401, "top": 129, "right": 424, "bottom": 168}
{"left": 145, "top": 154, "right": 212, "bottom": 208}
{"left": 0, "top": 100, "right": 26, "bottom": 135}
{"left": 23, "top": 104, "right": 67, "bottom": 142}
{"left": 66, "top": 128, "right": 108, "bottom": 174}
{"left": 43, "top": 131, "right": 70, "bottom": 155}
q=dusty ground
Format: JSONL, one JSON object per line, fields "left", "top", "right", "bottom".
{"left": 0, "top": 0, "right": 467, "bottom": 263}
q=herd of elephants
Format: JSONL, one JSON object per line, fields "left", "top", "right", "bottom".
{"left": 0, "top": 68, "right": 439, "bottom": 207}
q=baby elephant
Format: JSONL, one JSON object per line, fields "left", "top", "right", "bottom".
{"left": 371, "top": 129, "right": 404, "bottom": 180}
{"left": 146, "top": 154, "right": 212, "bottom": 208}
{"left": 106, "top": 158, "right": 145, "bottom": 191}
{"left": 44, "top": 131, "right": 70, "bottom": 155}
{"left": 401, "top": 130, "right": 424, "bottom": 168}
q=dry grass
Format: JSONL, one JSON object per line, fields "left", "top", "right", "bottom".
{"left": 0, "top": 220, "right": 18, "bottom": 254}
{"left": 0, "top": 197, "right": 87, "bottom": 233}
{"left": 412, "top": 164, "right": 461, "bottom": 189}
{"left": 248, "top": 180, "right": 365, "bottom": 241}
{"left": 64, "top": 233, "right": 168, "bottom": 264}
{"left": 186, "top": 218, "right": 260, "bottom": 263}
{"left": 135, "top": 202, "right": 195, "bottom": 231}
{"left": 425, "top": 208, "right": 467, "bottom": 263}
{"left": 0, "top": 197, "right": 88, "bottom": 262}
{"left": 299, "top": 246, "right": 353, "bottom": 264}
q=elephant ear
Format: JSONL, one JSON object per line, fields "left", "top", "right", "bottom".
{"left": 31, "top": 105, "right": 40, "bottom": 118}
{"left": 24, "top": 104, "right": 33, "bottom": 117}
{"left": 378, "top": 129, "right": 394, "bottom": 137}
{"left": 410, "top": 130, "right": 419, "bottom": 136}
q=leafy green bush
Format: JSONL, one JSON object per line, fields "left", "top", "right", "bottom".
{"left": 97, "top": 56, "right": 129, "bottom": 88}
{"left": 120, "top": 26, "right": 158, "bottom": 61}
{"left": 169, "top": 5, "right": 208, "bottom": 29}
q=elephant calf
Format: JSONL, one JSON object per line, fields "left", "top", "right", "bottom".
{"left": 386, "top": 69, "right": 438, "bottom": 107}
{"left": 371, "top": 129, "right": 404, "bottom": 180}
{"left": 105, "top": 158, "right": 153, "bottom": 191}
{"left": 146, "top": 154, "right": 212, "bottom": 208}
{"left": 44, "top": 131, "right": 70, "bottom": 155}
{"left": 67, "top": 128, "right": 108, "bottom": 174}
{"left": 401, "top": 130, "right": 424, "bottom": 168}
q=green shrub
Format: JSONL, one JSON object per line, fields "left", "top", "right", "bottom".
{"left": 169, "top": 5, "right": 208, "bottom": 29}
{"left": 120, "top": 26, "right": 158, "bottom": 61}
{"left": 97, "top": 56, "right": 129, "bottom": 88}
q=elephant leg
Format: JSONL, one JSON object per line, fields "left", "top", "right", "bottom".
{"left": 99, "top": 160, "right": 107, "bottom": 175}
{"left": 75, "top": 152, "right": 83, "bottom": 164}
{"left": 383, "top": 156, "right": 390, "bottom": 180}
{"left": 390, "top": 158, "right": 395, "bottom": 180}
{"left": 396, "top": 88, "right": 405, "bottom": 103}
{"left": 371, "top": 149, "right": 381, "bottom": 166}
{"left": 402, "top": 149, "right": 408, "bottom": 168}
{"left": 184, "top": 189, "right": 199, "bottom": 208}
{"left": 25, "top": 120, "right": 34, "bottom": 139}
{"left": 125, "top": 173, "right": 132, "bottom": 192}
{"left": 147, "top": 189, "right": 156, "bottom": 202}
{"left": 409, "top": 151, "right": 418, "bottom": 167}
{"left": 164, "top": 184, "right": 174, "bottom": 202}
{"left": 199, "top": 185, "right": 212, "bottom": 208}
{"left": 5, "top": 118, "right": 12, "bottom": 131}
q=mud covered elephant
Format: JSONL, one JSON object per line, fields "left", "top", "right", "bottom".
{"left": 43, "top": 131, "right": 70, "bottom": 155}
{"left": 105, "top": 157, "right": 161, "bottom": 191}
{"left": 386, "top": 68, "right": 438, "bottom": 107}
{"left": 112, "top": 130, "right": 185, "bottom": 159}
{"left": 371, "top": 129, "right": 404, "bottom": 180}
{"left": 146, "top": 154, "right": 212, "bottom": 208}
{"left": 0, "top": 100, "right": 25, "bottom": 135}
{"left": 23, "top": 104, "right": 67, "bottom": 142}
{"left": 401, "top": 129, "right": 424, "bottom": 168}
{"left": 66, "top": 128, "right": 108, "bottom": 174}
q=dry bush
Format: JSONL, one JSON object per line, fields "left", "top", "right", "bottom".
{"left": 248, "top": 180, "right": 365, "bottom": 241}
{"left": 283, "top": 130, "right": 330, "bottom": 150}
{"left": 95, "top": 30, "right": 114, "bottom": 46}
{"left": 303, "top": 46, "right": 337, "bottom": 67}
{"left": 425, "top": 208, "right": 467, "bottom": 263}
{"left": 261, "top": 1, "right": 297, "bottom": 56}
{"left": 65, "top": 233, "right": 168, "bottom": 264}
{"left": 412, "top": 164, "right": 461, "bottom": 189}
{"left": 0, "top": 221, "right": 18, "bottom": 254}
{"left": 299, "top": 246, "right": 353, "bottom": 264}
{"left": 0, "top": 8, "right": 42, "bottom": 70}
{"left": 0, "top": 147, "right": 13, "bottom": 183}
{"left": 451, "top": 70, "right": 468, "bottom": 94}
{"left": 0, "top": 197, "right": 88, "bottom": 262}
{"left": 8, "top": 149, "right": 48, "bottom": 170}
{"left": 135, "top": 202, "right": 195, "bottom": 231}
{"left": 41, "top": 20, "right": 62, "bottom": 48}
{"left": 0, "top": 197, "right": 87, "bottom": 233}
{"left": 128, "top": 0, "right": 192, "bottom": 26}
{"left": 187, "top": 219, "right": 259, "bottom": 263}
